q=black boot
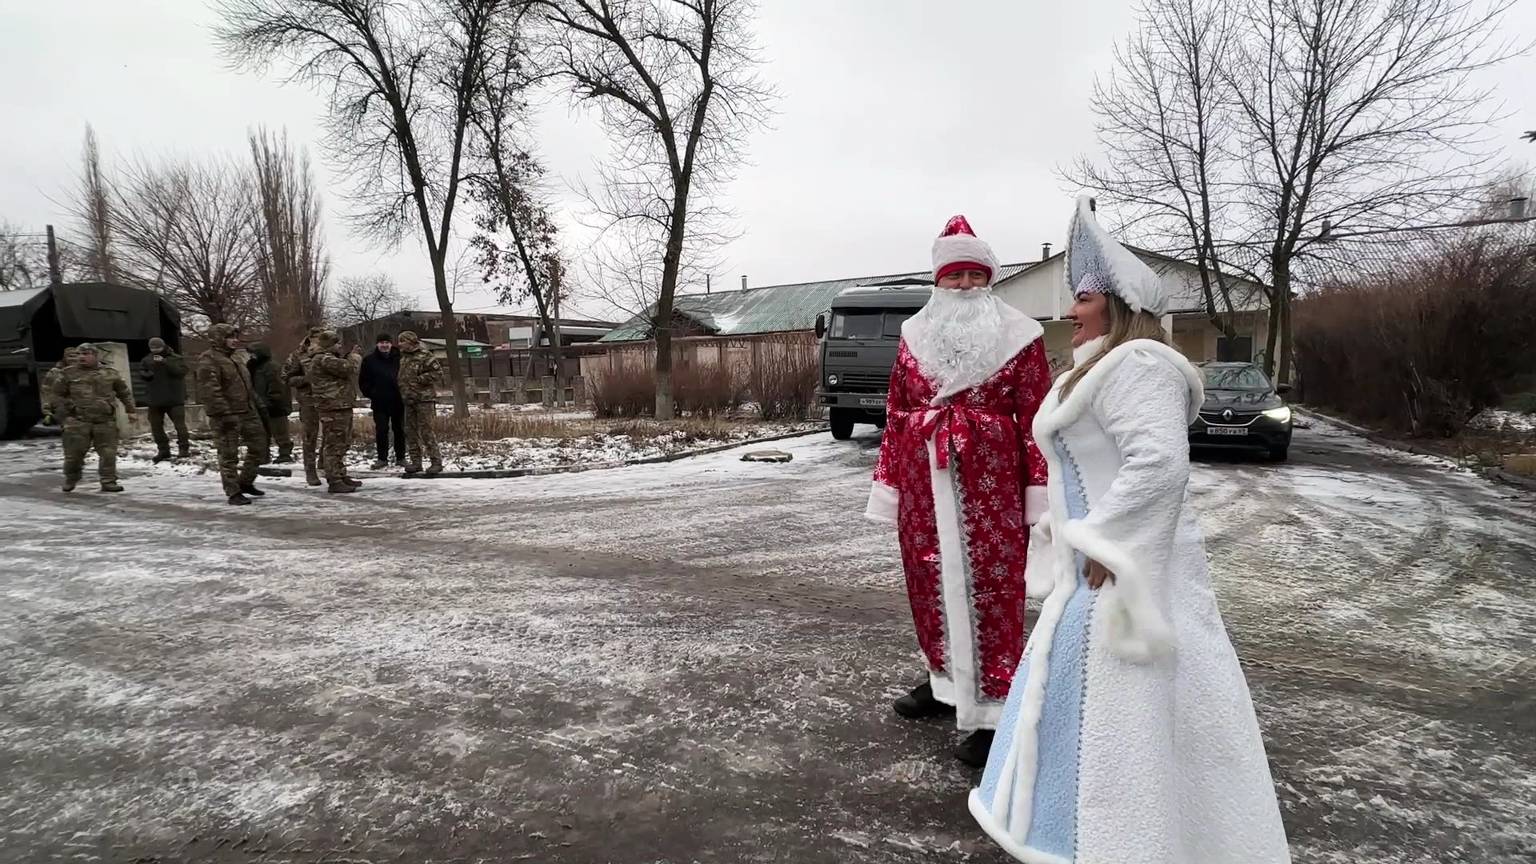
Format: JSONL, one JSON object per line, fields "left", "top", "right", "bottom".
{"left": 239, "top": 483, "right": 265, "bottom": 497}
{"left": 152, "top": 450, "right": 172, "bottom": 464}
{"left": 953, "top": 730, "right": 995, "bottom": 768}
{"left": 228, "top": 493, "right": 252, "bottom": 506}
{"left": 893, "top": 681, "right": 955, "bottom": 720}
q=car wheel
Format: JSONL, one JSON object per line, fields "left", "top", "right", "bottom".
{"left": 1268, "top": 445, "right": 1289, "bottom": 462}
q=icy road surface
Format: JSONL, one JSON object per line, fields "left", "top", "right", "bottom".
{"left": 0, "top": 422, "right": 1532, "bottom": 863}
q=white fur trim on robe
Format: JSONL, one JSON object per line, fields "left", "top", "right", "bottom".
{"left": 1033, "top": 339, "right": 1203, "bottom": 663}
{"left": 1023, "top": 485, "right": 1048, "bottom": 526}
{"left": 865, "top": 481, "right": 898, "bottom": 524}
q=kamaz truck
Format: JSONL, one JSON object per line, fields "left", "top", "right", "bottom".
{"left": 815, "top": 285, "right": 930, "bottom": 440}
{"left": 0, "top": 282, "right": 182, "bottom": 438}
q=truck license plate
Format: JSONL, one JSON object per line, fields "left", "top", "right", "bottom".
{"left": 1208, "top": 426, "right": 1249, "bottom": 436}
{"left": 859, "top": 397, "right": 885, "bottom": 408}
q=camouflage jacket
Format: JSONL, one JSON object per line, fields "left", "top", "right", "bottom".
{"left": 305, "top": 348, "right": 361, "bottom": 411}
{"left": 397, "top": 350, "right": 442, "bottom": 404}
{"left": 282, "top": 344, "right": 313, "bottom": 405}
{"left": 41, "top": 362, "right": 70, "bottom": 418}
{"left": 51, "top": 365, "right": 134, "bottom": 424}
{"left": 196, "top": 347, "right": 261, "bottom": 418}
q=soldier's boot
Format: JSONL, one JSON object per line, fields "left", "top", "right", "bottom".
{"left": 370, "top": 459, "right": 388, "bottom": 470}
{"left": 342, "top": 475, "right": 364, "bottom": 487}
{"left": 228, "top": 493, "right": 252, "bottom": 506}
{"left": 152, "top": 448, "right": 173, "bottom": 464}
{"left": 99, "top": 481, "right": 124, "bottom": 493}
{"left": 304, "top": 464, "right": 321, "bottom": 487}
{"left": 403, "top": 460, "right": 423, "bottom": 475}
{"left": 239, "top": 482, "right": 265, "bottom": 497}
{"left": 62, "top": 478, "right": 78, "bottom": 493}
{"left": 425, "top": 459, "right": 444, "bottom": 476}
{"left": 274, "top": 447, "right": 294, "bottom": 464}
{"left": 327, "top": 479, "right": 358, "bottom": 494}
{"left": 177, "top": 441, "right": 192, "bottom": 458}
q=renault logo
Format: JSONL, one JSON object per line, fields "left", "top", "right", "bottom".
{"left": 1221, "top": 409, "right": 1234, "bottom": 422}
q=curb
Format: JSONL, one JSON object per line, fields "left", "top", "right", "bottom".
{"left": 1295, "top": 406, "right": 1536, "bottom": 494}
{"left": 257, "top": 425, "right": 829, "bottom": 481}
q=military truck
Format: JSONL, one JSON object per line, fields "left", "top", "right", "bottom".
{"left": 814, "top": 285, "right": 931, "bottom": 440}
{"left": 0, "top": 282, "right": 182, "bottom": 438}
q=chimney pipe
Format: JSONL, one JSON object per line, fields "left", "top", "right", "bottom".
{"left": 1041, "top": 242, "right": 1052, "bottom": 261}
{"left": 1509, "top": 196, "right": 1528, "bottom": 220}
{"left": 741, "top": 275, "right": 748, "bottom": 291}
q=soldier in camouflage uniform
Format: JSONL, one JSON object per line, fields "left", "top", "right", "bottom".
{"left": 396, "top": 330, "right": 444, "bottom": 475}
{"left": 196, "top": 323, "right": 269, "bottom": 505}
{"left": 305, "top": 330, "right": 363, "bottom": 493}
{"left": 51, "top": 343, "right": 135, "bottom": 492}
{"left": 283, "top": 327, "right": 324, "bottom": 485}
{"left": 248, "top": 342, "right": 294, "bottom": 463}
{"left": 40, "top": 346, "right": 81, "bottom": 425}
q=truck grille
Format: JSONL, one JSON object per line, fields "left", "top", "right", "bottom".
{"left": 830, "top": 371, "right": 889, "bottom": 390}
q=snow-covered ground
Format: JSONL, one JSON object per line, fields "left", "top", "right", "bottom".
{"left": 114, "top": 418, "right": 824, "bottom": 474}
{"left": 0, "top": 423, "right": 1533, "bottom": 863}
{"left": 1468, "top": 407, "right": 1536, "bottom": 434}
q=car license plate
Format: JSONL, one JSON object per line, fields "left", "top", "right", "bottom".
{"left": 859, "top": 397, "right": 885, "bottom": 408}
{"left": 1207, "top": 426, "right": 1249, "bottom": 436}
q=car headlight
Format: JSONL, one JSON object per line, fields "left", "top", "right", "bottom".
{"left": 1263, "top": 406, "right": 1292, "bottom": 423}
{"left": 827, "top": 373, "right": 840, "bottom": 386}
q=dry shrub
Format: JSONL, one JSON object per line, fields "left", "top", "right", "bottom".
{"left": 1293, "top": 235, "right": 1536, "bottom": 436}
{"left": 673, "top": 361, "right": 745, "bottom": 417}
{"left": 590, "top": 364, "right": 657, "bottom": 418}
{"left": 749, "top": 340, "right": 819, "bottom": 420}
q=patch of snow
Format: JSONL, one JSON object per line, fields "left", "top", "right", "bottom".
{"left": 1468, "top": 408, "right": 1536, "bottom": 434}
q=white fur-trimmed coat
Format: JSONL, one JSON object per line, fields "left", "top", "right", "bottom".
{"left": 969, "top": 339, "right": 1291, "bottom": 864}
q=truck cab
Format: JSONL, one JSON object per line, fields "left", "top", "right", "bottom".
{"left": 815, "top": 285, "right": 931, "bottom": 440}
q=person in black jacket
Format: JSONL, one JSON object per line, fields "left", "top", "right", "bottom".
{"left": 358, "top": 333, "right": 405, "bottom": 469}
{"left": 138, "top": 337, "right": 191, "bottom": 462}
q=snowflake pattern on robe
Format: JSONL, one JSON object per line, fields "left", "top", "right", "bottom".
{"left": 873, "top": 338, "right": 1052, "bottom": 705}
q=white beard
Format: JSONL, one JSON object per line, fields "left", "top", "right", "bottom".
{"left": 905, "top": 287, "right": 1009, "bottom": 395}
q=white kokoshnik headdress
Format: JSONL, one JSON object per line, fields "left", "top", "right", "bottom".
{"left": 1065, "top": 195, "right": 1169, "bottom": 316}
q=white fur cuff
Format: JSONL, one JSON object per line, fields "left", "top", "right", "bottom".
{"left": 1058, "top": 518, "right": 1174, "bottom": 663}
{"left": 1024, "top": 485, "right": 1048, "bottom": 525}
{"left": 1023, "top": 515, "right": 1054, "bottom": 600}
{"left": 865, "top": 482, "right": 899, "bottom": 524}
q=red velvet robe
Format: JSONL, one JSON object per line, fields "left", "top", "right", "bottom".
{"left": 867, "top": 338, "right": 1052, "bottom": 729}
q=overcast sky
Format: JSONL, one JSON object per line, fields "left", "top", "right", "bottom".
{"left": 4, "top": 0, "right": 1535, "bottom": 322}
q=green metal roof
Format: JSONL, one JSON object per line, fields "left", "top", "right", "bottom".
{"left": 600, "top": 262, "right": 1040, "bottom": 342}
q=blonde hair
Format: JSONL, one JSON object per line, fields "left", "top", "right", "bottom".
{"left": 1060, "top": 293, "right": 1167, "bottom": 400}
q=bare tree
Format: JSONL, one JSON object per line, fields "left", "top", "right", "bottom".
{"left": 217, "top": 0, "right": 522, "bottom": 418}
{"left": 72, "top": 125, "right": 120, "bottom": 283}
{"left": 250, "top": 126, "right": 332, "bottom": 357}
{"left": 536, "top": 0, "right": 772, "bottom": 419}
{"left": 329, "top": 272, "right": 411, "bottom": 326}
{"left": 1067, "top": 0, "right": 1259, "bottom": 342}
{"left": 1072, "top": 0, "right": 1518, "bottom": 381}
{"left": 110, "top": 155, "right": 262, "bottom": 330}
{"left": 463, "top": 15, "right": 573, "bottom": 384}
{"left": 0, "top": 222, "right": 48, "bottom": 291}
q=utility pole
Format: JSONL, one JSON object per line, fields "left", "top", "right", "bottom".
{"left": 45, "top": 225, "right": 62, "bottom": 287}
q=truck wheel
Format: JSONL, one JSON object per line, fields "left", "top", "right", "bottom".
{"left": 830, "top": 408, "right": 855, "bottom": 441}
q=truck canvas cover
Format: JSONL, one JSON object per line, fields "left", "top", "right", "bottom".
{"left": 0, "top": 282, "right": 180, "bottom": 343}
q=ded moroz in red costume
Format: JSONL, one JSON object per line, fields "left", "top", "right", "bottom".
{"left": 867, "top": 215, "right": 1051, "bottom": 732}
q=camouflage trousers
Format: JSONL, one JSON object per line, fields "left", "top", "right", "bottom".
{"left": 212, "top": 414, "right": 267, "bottom": 496}
{"left": 62, "top": 419, "right": 119, "bottom": 485}
{"left": 318, "top": 409, "right": 354, "bottom": 481}
{"left": 296, "top": 399, "right": 319, "bottom": 471}
{"left": 404, "top": 401, "right": 440, "bottom": 464}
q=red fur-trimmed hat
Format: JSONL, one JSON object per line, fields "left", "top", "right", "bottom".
{"left": 931, "top": 215, "right": 1000, "bottom": 285}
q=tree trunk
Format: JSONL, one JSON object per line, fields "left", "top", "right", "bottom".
{"left": 1263, "top": 298, "right": 1281, "bottom": 380}
{"left": 655, "top": 327, "right": 674, "bottom": 420}
{"left": 429, "top": 250, "right": 470, "bottom": 417}
{"left": 1276, "top": 281, "right": 1293, "bottom": 385}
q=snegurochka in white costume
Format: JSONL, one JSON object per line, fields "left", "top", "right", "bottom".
{"left": 969, "top": 196, "right": 1291, "bottom": 864}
